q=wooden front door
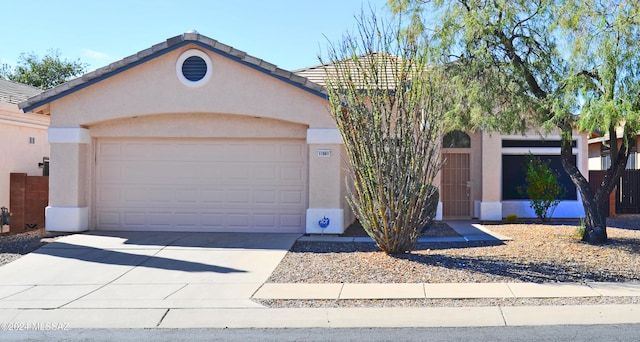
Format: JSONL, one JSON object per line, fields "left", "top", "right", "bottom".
{"left": 442, "top": 151, "right": 471, "bottom": 218}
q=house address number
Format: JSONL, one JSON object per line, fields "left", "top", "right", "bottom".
{"left": 317, "top": 149, "right": 331, "bottom": 158}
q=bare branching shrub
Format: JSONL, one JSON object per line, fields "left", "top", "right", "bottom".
{"left": 322, "top": 12, "right": 451, "bottom": 253}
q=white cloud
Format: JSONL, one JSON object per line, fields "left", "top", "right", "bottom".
{"left": 81, "top": 49, "right": 111, "bottom": 61}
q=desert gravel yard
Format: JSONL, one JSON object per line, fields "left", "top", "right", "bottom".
{"left": 0, "top": 228, "right": 64, "bottom": 266}
{"left": 268, "top": 219, "right": 640, "bottom": 284}
{"left": 258, "top": 216, "right": 640, "bottom": 308}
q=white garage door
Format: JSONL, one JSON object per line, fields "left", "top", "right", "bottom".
{"left": 95, "top": 138, "right": 307, "bottom": 233}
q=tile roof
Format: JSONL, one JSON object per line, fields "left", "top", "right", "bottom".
{"left": 292, "top": 63, "right": 330, "bottom": 86}
{"left": 294, "top": 53, "right": 404, "bottom": 90}
{"left": 0, "top": 79, "right": 42, "bottom": 105}
{"left": 19, "top": 32, "right": 328, "bottom": 112}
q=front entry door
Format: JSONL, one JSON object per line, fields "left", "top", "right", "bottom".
{"left": 442, "top": 151, "right": 471, "bottom": 218}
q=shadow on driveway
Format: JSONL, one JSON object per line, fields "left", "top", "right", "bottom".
{"left": 81, "top": 231, "right": 301, "bottom": 250}
{"left": 33, "top": 242, "right": 247, "bottom": 274}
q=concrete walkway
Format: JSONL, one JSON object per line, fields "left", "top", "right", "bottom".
{"left": 0, "top": 225, "right": 638, "bottom": 328}
{"left": 297, "top": 220, "right": 512, "bottom": 243}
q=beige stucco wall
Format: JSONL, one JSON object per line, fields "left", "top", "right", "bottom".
{"left": 45, "top": 42, "right": 345, "bottom": 232}
{"left": 90, "top": 113, "right": 307, "bottom": 139}
{"left": 49, "top": 143, "right": 87, "bottom": 207}
{"left": 0, "top": 102, "right": 49, "bottom": 211}
{"left": 469, "top": 131, "right": 483, "bottom": 216}
{"left": 340, "top": 145, "right": 356, "bottom": 227}
{"left": 481, "top": 132, "right": 503, "bottom": 203}
{"left": 49, "top": 45, "right": 334, "bottom": 129}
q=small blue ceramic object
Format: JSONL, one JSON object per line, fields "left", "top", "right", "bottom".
{"left": 318, "top": 216, "right": 330, "bottom": 228}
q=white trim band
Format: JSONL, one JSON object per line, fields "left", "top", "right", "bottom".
{"left": 46, "top": 206, "right": 89, "bottom": 232}
{"left": 306, "top": 129, "right": 343, "bottom": 144}
{"left": 480, "top": 202, "right": 503, "bottom": 221}
{"left": 48, "top": 128, "right": 90, "bottom": 144}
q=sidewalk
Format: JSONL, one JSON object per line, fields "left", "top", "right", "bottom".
{"left": 253, "top": 281, "right": 640, "bottom": 300}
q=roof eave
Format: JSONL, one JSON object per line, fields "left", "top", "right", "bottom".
{"left": 19, "top": 33, "right": 328, "bottom": 113}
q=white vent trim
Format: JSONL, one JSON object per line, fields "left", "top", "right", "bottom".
{"left": 176, "top": 49, "right": 212, "bottom": 87}
{"left": 306, "top": 128, "right": 344, "bottom": 144}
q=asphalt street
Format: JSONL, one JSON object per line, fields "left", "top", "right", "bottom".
{"left": 1, "top": 325, "right": 639, "bottom": 341}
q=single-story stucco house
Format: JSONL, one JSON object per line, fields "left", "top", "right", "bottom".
{"left": 0, "top": 79, "right": 48, "bottom": 212}
{"left": 19, "top": 32, "right": 588, "bottom": 234}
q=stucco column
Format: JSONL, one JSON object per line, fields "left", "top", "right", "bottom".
{"left": 480, "top": 132, "right": 503, "bottom": 220}
{"left": 433, "top": 170, "right": 443, "bottom": 220}
{"left": 46, "top": 127, "right": 90, "bottom": 231}
{"left": 305, "top": 128, "right": 347, "bottom": 234}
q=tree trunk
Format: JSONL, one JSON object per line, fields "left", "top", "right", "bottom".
{"left": 558, "top": 125, "right": 607, "bottom": 244}
{"left": 579, "top": 192, "right": 607, "bottom": 244}
{"left": 558, "top": 123, "right": 634, "bottom": 244}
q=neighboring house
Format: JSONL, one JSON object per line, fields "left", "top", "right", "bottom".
{"left": 587, "top": 129, "right": 640, "bottom": 215}
{"left": 0, "top": 79, "right": 48, "bottom": 214}
{"left": 19, "top": 32, "right": 587, "bottom": 234}
{"left": 588, "top": 130, "right": 639, "bottom": 171}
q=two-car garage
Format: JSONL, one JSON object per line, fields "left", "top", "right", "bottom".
{"left": 94, "top": 138, "right": 307, "bottom": 233}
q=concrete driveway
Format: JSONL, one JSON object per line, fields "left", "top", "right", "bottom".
{"left": 0, "top": 231, "right": 299, "bottom": 310}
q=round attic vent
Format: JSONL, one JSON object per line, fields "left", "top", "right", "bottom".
{"left": 176, "top": 49, "right": 212, "bottom": 87}
{"left": 182, "top": 56, "right": 207, "bottom": 81}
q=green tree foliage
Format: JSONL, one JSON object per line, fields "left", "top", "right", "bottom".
{"left": 389, "top": 0, "right": 640, "bottom": 244}
{"left": 0, "top": 49, "right": 86, "bottom": 89}
{"left": 519, "top": 155, "right": 564, "bottom": 221}
{"left": 322, "top": 11, "right": 452, "bottom": 253}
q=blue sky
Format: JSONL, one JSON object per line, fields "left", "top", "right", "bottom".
{"left": 2, "top": 0, "right": 389, "bottom": 73}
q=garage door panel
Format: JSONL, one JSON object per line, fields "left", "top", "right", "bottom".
{"left": 280, "top": 144, "right": 305, "bottom": 159}
{"left": 97, "top": 186, "right": 305, "bottom": 207}
{"left": 95, "top": 139, "right": 306, "bottom": 232}
{"left": 281, "top": 166, "right": 305, "bottom": 181}
{"left": 255, "top": 190, "right": 276, "bottom": 204}
{"left": 97, "top": 211, "right": 121, "bottom": 226}
{"left": 97, "top": 210, "right": 305, "bottom": 232}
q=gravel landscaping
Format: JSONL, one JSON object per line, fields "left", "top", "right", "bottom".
{"left": 268, "top": 219, "right": 640, "bottom": 284}
{"left": 0, "top": 228, "right": 65, "bottom": 266}
{"left": 257, "top": 216, "right": 640, "bottom": 308}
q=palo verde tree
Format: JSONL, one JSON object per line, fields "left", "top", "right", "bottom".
{"left": 390, "top": 0, "right": 640, "bottom": 244}
{"left": 322, "top": 11, "right": 452, "bottom": 253}
{"left": 0, "top": 49, "right": 86, "bottom": 89}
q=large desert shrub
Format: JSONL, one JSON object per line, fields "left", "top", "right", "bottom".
{"left": 322, "top": 12, "right": 451, "bottom": 253}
